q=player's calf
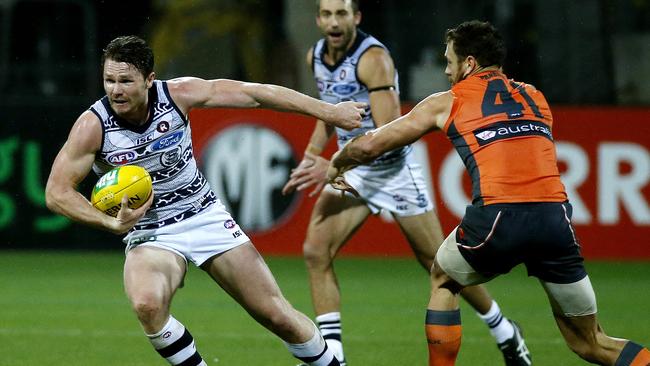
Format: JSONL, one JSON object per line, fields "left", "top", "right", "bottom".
{"left": 425, "top": 309, "right": 462, "bottom": 366}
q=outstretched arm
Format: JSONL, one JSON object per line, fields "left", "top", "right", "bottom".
{"left": 328, "top": 91, "right": 454, "bottom": 184}
{"left": 45, "top": 111, "right": 152, "bottom": 234}
{"left": 167, "top": 77, "right": 365, "bottom": 130}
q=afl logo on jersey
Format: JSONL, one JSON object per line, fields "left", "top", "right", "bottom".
{"left": 332, "top": 83, "right": 358, "bottom": 96}
{"left": 157, "top": 121, "right": 170, "bottom": 133}
{"left": 151, "top": 131, "right": 183, "bottom": 151}
{"left": 107, "top": 150, "right": 136, "bottom": 165}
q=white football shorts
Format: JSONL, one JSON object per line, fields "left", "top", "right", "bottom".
{"left": 123, "top": 199, "right": 250, "bottom": 266}
{"left": 325, "top": 162, "right": 434, "bottom": 217}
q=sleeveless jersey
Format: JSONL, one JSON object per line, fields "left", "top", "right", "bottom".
{"left": 312, "top": 30, "right": 412, "bottom": 169}
{"left": 442, "top": 70, "right": 567, "bottom": 206}
{"left": 89, "top": 80, "right": 216, "bottom": 230}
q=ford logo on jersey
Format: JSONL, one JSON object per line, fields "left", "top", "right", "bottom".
{"left": 151, "top": 131, "right": 183, "bottom": 151}
{"left": 107, "top": 151, "right": 136, "bottom": 165}
{"left": 332, "top": 83, "right": 358, "bottom": 96}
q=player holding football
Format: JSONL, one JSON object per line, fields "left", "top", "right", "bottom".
{"left": 327, "top": 20, "right": 650, "bottom": 366}
{"left": 282, "top": 1, "right": 531, "bottom": 365}
{"left": 45, "top": 35, "right": 365, "bottom": 366}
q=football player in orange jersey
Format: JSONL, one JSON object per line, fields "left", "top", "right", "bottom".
{"left": 327, "top": 20, "right": 650, "bottom": 366}
{"left": 283, "top": 1, "right": 532, "bottom": 365}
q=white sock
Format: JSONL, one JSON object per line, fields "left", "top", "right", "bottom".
{"left": 284, "top": 323, "right": 338, "bottom": 366}
{"left": 477, "top": 301, "right": 515, "bottom": 344}
{"left": 316, "top": 312, "right": 344, "bottom": 361}
{"left": 146, "top": 316, "right": 207, "bottom": 366}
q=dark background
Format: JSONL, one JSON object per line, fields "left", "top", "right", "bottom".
{"left": 1, "top": 0, "right": 649, "bottom": 249}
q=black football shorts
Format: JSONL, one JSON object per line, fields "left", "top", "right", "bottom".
{"left": 455, "top": 201, "right": 587, "bottom": 284}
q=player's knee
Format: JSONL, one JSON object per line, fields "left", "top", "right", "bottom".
{"left": 303, "top": 240, "right": 332, "bottom": 268}
{"left": 130, "top": 294, "right": 166, "bottom": 324}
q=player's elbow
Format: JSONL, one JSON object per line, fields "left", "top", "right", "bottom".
{"left": 44, "top": 181, "right": 65, "bottom": 214}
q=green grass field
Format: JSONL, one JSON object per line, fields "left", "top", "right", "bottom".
{"left": 1, "top": 251, "right": 648, "bottom": 366}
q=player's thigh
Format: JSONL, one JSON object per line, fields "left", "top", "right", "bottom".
{"left": 393, "top": 210, "right": 444, "bottom": 266}
{"left": 305, "top": 189, "right": 371, "bottom": 255}
{"left": 123, "top": 245, "right": 187, "bottom": 304}
{"left": 541, "top": 276, "right": 597, "bottom": 317}
{"left": 436, "top": 227, "right": 496, "bottom": 286}
{"left": 202, "top": 242, "right": 290, "bottom": 319}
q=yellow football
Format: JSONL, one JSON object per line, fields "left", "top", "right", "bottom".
{"left": 90, "top": 165, "right": 153, "bottom": 217}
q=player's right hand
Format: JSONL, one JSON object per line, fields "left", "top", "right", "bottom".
{"left": 282, "top": 152, "right": 329, "bottom": 197}
{"left": 329, "top": 101, "right": 366, "bottom": 130}
{"left": 109, "top": 192, "right": 154, "bottom": 234}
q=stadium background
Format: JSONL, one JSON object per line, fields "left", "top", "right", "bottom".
{"left": 1, "top": 0, "right": 648, "bottom": 257}
{"left": 0, "top": 1, "right": 649, "bottom": 365}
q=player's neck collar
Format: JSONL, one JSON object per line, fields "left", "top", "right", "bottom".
{"left": 103, "top": 84, "right": 158, "bottom": 134}
{"left": 321, "top": 29, "right": 368, "bottom": 71}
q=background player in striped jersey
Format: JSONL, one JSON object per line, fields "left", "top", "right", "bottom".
{"left": 45, "top": 35, "right": 366, "bottom": 366}
{"left": 283, "top": 1, "right": 531, "bottom": 365}
{"left": 327, "top": 20, "right": 650, "bottom": 366}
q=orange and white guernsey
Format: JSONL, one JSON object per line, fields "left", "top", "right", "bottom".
{"left": 442, "top": 70, "right": 567, "bottom": 206}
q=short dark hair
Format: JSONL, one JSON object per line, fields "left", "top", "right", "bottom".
{"left": 316, "top": 0, "right": 359, "bottom": 13}
{"left": 445, "top": 20, "right": 506, "bottom": 68}
{"left": 101, "top": 35, "right": 154, "bottom": 79}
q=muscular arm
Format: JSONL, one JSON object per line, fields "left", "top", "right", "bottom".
{"left": 45, "top": 111, "right": 150, "bottom": 234}
{"left": 166, "top": 77, "right": 363, "bottom": 130}
{"left": 357, "top": 47, "right": 401, "bottom": 127}
{"left": 330, "top": 91, "right": 454, "bottom": 176}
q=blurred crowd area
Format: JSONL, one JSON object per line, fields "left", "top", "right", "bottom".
{"left": 1, "top": 0, "right": 650, "bottom": 107}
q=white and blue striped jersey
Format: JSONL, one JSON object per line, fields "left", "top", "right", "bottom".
{"left": 89, "top": 80, "right": 216, "bottom": 230}
{"left": 312, "top": 30, "right": 413, "bottom": 169}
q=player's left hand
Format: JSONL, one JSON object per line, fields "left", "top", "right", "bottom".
{"left": 329, "top": 101, "right": 366, "bottom": 130}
